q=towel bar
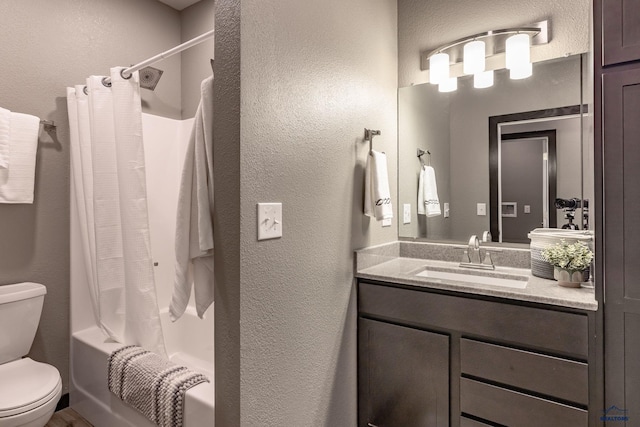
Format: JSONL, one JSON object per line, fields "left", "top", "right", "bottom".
{"left": 39, "top": 120, "right": 56, "bottom": 129}
{"left": 364, "top": 128, "right": 381, "bottom": 152}
{"left": 417, "top": 148, "right": 431, "bottom": 166}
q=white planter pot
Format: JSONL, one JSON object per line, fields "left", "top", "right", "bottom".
{"left": 553, "top": 267, "right": 588, "bottom": 288}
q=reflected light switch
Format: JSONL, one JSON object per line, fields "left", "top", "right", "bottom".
{"left": 403, "top": 204, "right": 411, "bottom": 224}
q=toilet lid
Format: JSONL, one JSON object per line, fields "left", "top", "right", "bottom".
{"left": 0, "top": 358, "right": 61, "bottom": 418}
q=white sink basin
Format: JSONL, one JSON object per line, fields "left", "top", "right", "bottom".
{"left": 415, "top": 268, "right": 528, "bottom": 289}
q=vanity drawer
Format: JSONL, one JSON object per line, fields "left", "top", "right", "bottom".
{"left": 460, "top": 378, "right": 588, "bottom": 427}
{"left": 460, "top": 339, "right": 588, "bottom": 405}
{"left": 359, "top": 282, "right": 588, "bottom": 358}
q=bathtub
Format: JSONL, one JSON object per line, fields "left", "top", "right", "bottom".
{"left": 70, "top": 307, "right": 214, "bottom": 427}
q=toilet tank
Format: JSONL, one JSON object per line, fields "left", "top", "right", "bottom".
{"left": 0, "top": 283, "right": 46, "bottom": 364}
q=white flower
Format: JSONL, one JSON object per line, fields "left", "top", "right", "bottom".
{"left": 542, "top": 240, "right": 593, "bottom": 272}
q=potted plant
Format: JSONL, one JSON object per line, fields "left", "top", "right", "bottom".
{"left": 541, "top": 240, "right": 594, "bottom": 287}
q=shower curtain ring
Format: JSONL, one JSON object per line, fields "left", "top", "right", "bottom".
{"left": 101, "top": 77, "right": 112, "bottom": 88}
{"left": 83, "top": 86, "right": 88, "bottom": 95}
{"left": 120, "top": 68, "right": 133, "bottom": 80}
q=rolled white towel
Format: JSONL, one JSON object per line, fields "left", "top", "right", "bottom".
{"left": 364, "top": 150, "right": 393, "bottom": 221}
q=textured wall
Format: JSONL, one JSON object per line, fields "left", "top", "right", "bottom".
{"left": 398, "top": 0, "right": 590, "bottom": 87}
{"left": 214, "top": 0, "right": 398, "bottom": 424}
{"left": 0, "top": 0, "right": 181, "bottom": 395}
{"left": 398, "top": 83, "right": 451, "bottom": 239}
{"left": 181, "top": 0, "right": 215, "bottom": 118}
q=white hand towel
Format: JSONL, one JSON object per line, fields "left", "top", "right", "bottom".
{"left": 0, "top": 112, "right": 40, "bottom": 203}
{"left": 418, "top": 165, "right": 441, "bottom": 217}
{"left": 364, "top": 150, "right": 393, "bottom": 221}
{"left": 0, "top": 107, "right": 10, "bottom": 168}
{"left": 418, "top": 166, "right": 426, "bottom": 215}
{"left": 170, "top": 76, "right": 214, "bottom": 322}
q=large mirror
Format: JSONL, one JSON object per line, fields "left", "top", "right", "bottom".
{"left": 397, "top": 0, "right": 592, "bottom": 245}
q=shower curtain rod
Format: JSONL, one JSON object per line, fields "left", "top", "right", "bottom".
{"left": 103, "top": 28, "right": 215, "bottom": 85}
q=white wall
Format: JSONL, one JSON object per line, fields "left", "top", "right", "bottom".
{"left": 214, "top": 0, "right": 398, "bottom": 425}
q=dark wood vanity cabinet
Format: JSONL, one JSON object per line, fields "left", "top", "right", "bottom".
{"left": 602, "top": 0, "right": 640, "bottom": 66}
{"left": 598, "top": 0, "right": 640, "bottom": 422}
{"left": 358, "top": 319, "right": 449, "bottom": 427}
{"left": 358, "top": 281, "right": 597, "bottom": 427}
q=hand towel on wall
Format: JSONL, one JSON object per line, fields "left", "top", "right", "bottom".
{"left": 364, "top": 150, "right": 393, "bottom": 221}
{"left": 418, "top": 165, "right": 441, "bottom": 217}
{"left": 169, "top": 76, "right": 214, "bottom": 322}
{"left": 0, "top": 112, "right": 40, "bottom": 203}
{"left": 0, "top": 107, "right": 10, "bottom": 168}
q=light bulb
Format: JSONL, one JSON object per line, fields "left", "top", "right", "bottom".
{"left": 429, "top": 52, "right": 450, "bottom": 85}
{"left": 438, "top": 77, "right": 457, "bottom": 93}
{"left": 505, "top": 33, "right": 530, "bottom": 70}
{"left": 463, "top": 40, "right": 485, "bottom": 75}
{"left": 510, "top": 62, "right": 533, "bottom": 80}
{"left": 474, "top": 70, "right": 494, "bottom": 88}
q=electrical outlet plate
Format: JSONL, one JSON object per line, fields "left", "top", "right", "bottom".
{"left": 257, "top": 203, "right": 282, "bottom": 240}
{"left": 382, "top": 218, "right": 392, "bottom": 227}
{"left": 403, "top": 204, "right": 411, "bottom": 224}
{"left": 444, "top": 202, "right": 450, "bottom": 218}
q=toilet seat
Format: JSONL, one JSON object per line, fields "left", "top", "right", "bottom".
{"left": 0, "top": 358, "right": 61, "bottom": 418}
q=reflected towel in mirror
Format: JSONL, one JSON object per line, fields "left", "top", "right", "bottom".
{"left": 418, "top": 165, "right": 441, "bottom": 217}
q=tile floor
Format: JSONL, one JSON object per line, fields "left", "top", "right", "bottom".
{"left": 45, "top": 408, "right": 93, "bottom": 427}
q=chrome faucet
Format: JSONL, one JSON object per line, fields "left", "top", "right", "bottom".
{"left": 460, "top": 235, "right": 495, "bottom": 270}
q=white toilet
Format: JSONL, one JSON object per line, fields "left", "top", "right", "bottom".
{"left": 0, "top": 283, "right": 62, "bottom": 427}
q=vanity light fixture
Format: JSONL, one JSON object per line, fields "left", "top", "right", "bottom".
{"left": 429, "top": 52, "right": 450, "bottom": 85}
{"left": 474, "top": 70, "right": 494, "bottom": 88}
{"left": 421, "top": 20, "right": 548, "bottom": 91}
{"left": 505, "top": 33, "right": 532, "bottom": 80}
{"left": 439, "top": 77, "right": 458, "bottom": 93}
{"left": 510, "top": 62, "right": 533, "bottom": 80}
{"left": 463, "top": 40, "right": 486, "bottom": 75}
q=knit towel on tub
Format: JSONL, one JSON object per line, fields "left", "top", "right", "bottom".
{"left": 108, "top": 345, "right": 209, "bottom": 427}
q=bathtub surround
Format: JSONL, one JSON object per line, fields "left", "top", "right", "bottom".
{"left": 170, "top": 76, "right": 215, "bottom": 321}
{"left": 70, "top": 113, "right": 214, "bottom": 427}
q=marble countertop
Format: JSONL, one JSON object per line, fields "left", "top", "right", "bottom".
{"left": 356, "top": 254, "right": 598, "bottom": 311}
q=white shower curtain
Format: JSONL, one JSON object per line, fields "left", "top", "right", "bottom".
{"left": 67, "top": 68, "right": 165, "bottom": 356}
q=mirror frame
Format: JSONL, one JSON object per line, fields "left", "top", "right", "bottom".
{"left": 488, "top": 104, "right": 584, "bottom": 241}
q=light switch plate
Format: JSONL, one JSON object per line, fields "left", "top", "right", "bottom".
{"left": 524, "top": 205, "right": 531, "bottom": 214}
{"left": 257, "top": 203, "right": 282, "bottom": 240}
{"left": 403, "top": 204, "right": 411, "bottom": 224}
{"left": 444, "top": 202, "right": 450, "bottom": 218}
{"left": 477, "top": 203, "right": 487, "bottom": 216}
